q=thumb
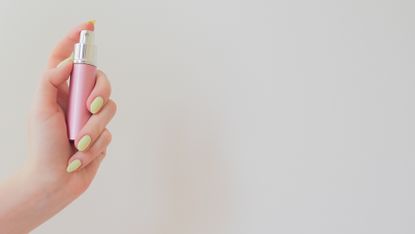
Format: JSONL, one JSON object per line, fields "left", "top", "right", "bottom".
{"left": 33, "top": 59, "right": 73, "bottom": 115}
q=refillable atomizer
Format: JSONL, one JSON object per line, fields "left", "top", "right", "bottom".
{"left": 67, "top": 30, "right": 97, "bottom": 140}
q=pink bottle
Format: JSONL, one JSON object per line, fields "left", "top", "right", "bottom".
{"left": 67, "top": 30, "right": 97, "bottom": 140}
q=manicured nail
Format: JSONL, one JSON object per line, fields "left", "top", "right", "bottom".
{"left": 87, "top": 20, "right": 96, "bottom": 25}
{"left": 57, "top": 53, "right": 73, "bottom": 68}
{"left": 77, "top": 135, "right": 92, "bottom": 151}
{"left": 66, "top": 159, "right": 82, "bottom": 173}
{"left": 90, "top": 96, "right": 104, "bottom": 114}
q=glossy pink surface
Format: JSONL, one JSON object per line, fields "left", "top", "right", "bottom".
{"left": 67, "top": 63, "right": 97, "bottom": 140}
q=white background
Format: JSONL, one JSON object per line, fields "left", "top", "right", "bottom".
{"left": 0, "top": 0, "right": 414, "bottom": 233}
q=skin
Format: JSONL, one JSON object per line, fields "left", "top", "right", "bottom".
{"left": 0, "top": 22, "right": 117, "bottom": 233}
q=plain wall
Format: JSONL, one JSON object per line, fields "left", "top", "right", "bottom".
{"left": 0, "top": 0, "right": 414, "bottom": 233}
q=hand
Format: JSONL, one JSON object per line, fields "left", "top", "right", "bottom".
{"left": 0, "top": 21, "right": 117, "bottom": 233}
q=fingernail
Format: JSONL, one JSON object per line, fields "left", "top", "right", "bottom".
{"left": 90, "top": 96, "right": 104, "bottom": 114}
{"left": 57, "top": 53, "right": 73, "bottom": 68}
{"left": 87, "top": 20, "right": 96, "bottom": 25}
{"left": 77, "top": 135, "right": 92, "bottom": 151}
{"left": 66, "top": 159, "right": 82, "bottom": 173}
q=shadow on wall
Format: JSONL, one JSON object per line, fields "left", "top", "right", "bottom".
{"left": 154, "top": 94, "right": 233, "bottom": 234}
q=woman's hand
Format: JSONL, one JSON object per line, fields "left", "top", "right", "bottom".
{"left": 0, "top": 21, "right": 117, "bottom": 233}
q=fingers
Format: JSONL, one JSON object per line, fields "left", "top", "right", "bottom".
{"left": 75, "top": 100, "right": 117, "bottom": 151}
{"left": 34, "top": 60, "right": 73, "bottom": 112}
{"left": 87, "top": 70, "right": 111, "bottom": 114}
{"left": 66, "top": 69, "right": 115, "bottom": 173}
{"left": 66, "top": 129, "right": 111, "bottom": 173}
{"left": 47, "top": 21, "right": 95, "bottom": 69}
{"left": 34, "top": 22, "right": 95, "bottom": 115}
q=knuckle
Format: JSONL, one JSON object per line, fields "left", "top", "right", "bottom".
{"left": 99, "top": 70, "right": 112, "bottom": 95}
{"left": 95, "top": 121, "right": 105, "bottom": 137}
{"left": 107, "top": 100, "right": 117, "bottom": 115}
{"left": 97, "top": 69, "right": 106, "bottom": 77}
{"left": 94, "top": 70, "right": 112, "bottom": 98}
{"left": 103, "top": 129, "right": 112, "bottom": 144}
{"left": 102, "top": 81, "right": 111, "bottom": 98}
{"left": 92, "top": 130, "right": 111, "bottom": 154}
{"left": 107, "top": 80, "right": 112, "bottom": 96}
{"left": 88, "top": 122, "right": 104, "bottom": 141}
{"left": 97, "top": 70, "right": 109, "bottom": 82}
{"left": 42, "top": 70, "right": 52, "bottom": 81}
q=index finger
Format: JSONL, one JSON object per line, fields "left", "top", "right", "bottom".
{"left": 47, "top": 21, "right": 95, "bottom": 68}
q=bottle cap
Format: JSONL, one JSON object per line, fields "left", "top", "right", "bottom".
{"left": 73, "top": 30, "right": 97, "bottom": 66}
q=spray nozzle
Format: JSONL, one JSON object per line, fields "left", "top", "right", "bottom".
{"left": 73, "top": 30, "right": 97, "bottom": 66}
{"left": 79, "top": 30, "right": 94, "bottom": 44}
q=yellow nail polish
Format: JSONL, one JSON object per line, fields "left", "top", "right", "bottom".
{"left": 77, "top": 135, "right": 92, "bottom": 151}
{"left": 66, "top": 159, "right": 82, "bottom": 173}
{"left": 90, "top": 96, "right": 104, "bottom": 114}
{"left": 87, "top": 20, "right": 96, "bottom": 25}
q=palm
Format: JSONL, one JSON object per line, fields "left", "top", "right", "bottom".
{"left": 28, "top": 101, "right": 96, "bottom": 197}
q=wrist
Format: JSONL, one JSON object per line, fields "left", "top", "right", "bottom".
{"left": 0, "top": 168, "right": 54, "bottom": 233}
{"left": 0, "top": 164, "right": 75, "bottom": 233}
